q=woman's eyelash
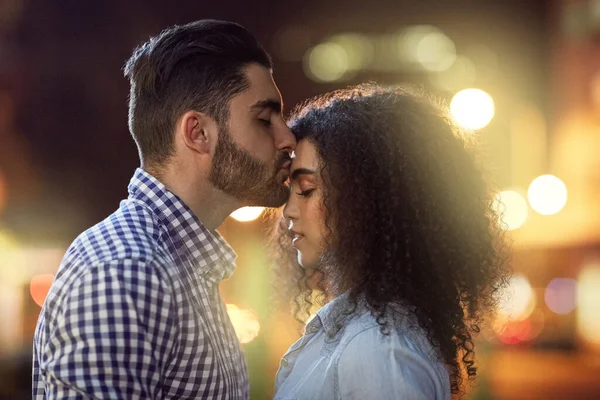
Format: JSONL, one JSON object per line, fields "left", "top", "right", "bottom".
{"left": 296, "top": 189, "right": 314, "bottom": 197}
{"left": 259, "top": 119, "right": 272, "bottom": 127}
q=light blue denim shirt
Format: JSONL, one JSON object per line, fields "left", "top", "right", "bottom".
{"left": 274, "top": 293, "right": 451, "bottom": 400}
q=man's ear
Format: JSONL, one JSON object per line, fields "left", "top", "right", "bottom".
{"left": 178, "top": 110, "right": 218, "bottom": 155}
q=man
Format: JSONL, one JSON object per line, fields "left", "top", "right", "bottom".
{"left": 32, "top": 20, "right": 296, "bottom": 399}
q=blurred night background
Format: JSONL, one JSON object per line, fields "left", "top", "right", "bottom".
{"left": 1, "top": 0, "right": 600, "bottom": 398}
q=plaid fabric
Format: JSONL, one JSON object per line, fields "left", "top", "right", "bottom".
{"left": 32, "top": 168, "right": 248, "bottom": 399}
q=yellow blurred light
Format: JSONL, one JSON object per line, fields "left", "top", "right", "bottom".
{"left": 30, "top": 274, "right": 54, "bottom": 307}
{"left": 397, "top": 26, "right": 456, "bottom": 72}
{"left": 226, "top": 304, "right": 260, "bottom": 344}
{"left": 304, "top": 42, "right": 349, "bottom": 82}
{"left": 0, "top": 230, "right": 17, "bottom": 248}
{"left": 398, "top": 25, "right": 438, "bottom": 60}
{"left": 493, "top": 190, "right": 528, "bottom": 231}
{"left": 577, "top": 265, "right": 600, "bottom": 345}
{"left": 450, "top": 88, "right": 495, "bottom": 130}
{"left": 498, "top": 274, "right": 536, "bottom": 321}
{"left": 0, "top": 283, "right": 23, "bottom": 350}
{"left": 430, "top": 56, "right": 477, "bottom": 92}
{"left": 1, "top": 247, "right": 63, "bottom": 288}
{"left": 229, "top": 207, "right": 264, "bottom": 222}
{"left": 527, "top": 174, "right": 567, "bottom": 216}
{"left": 509, "top": 104, "right": 547, "bottom": 186}
{"left": 329, "top": 33, "right": 374, "bottom": 71}
{"left": 416, "top": 32, "right": 456, "bottom": 71}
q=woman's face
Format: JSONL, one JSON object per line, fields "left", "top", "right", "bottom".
{"left": 283, "top": 139, "right": 327, "bottom": 269}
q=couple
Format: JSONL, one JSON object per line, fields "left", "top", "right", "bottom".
{"left": 32, "top": 20, "right": 506, "bottom": 399}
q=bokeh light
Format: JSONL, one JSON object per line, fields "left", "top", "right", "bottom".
{"left": 304, "top": 42, "right": 349, "bottom": 82}
{"left": 495, "top": 317, "right": 532, "bottom": 345}
{"left": 397, "top": 25, "right": 456, "bottom": 71}
{"left": 415, "top": 31, "right": 456, "bottom": 71}
{"left": 430, "top": 56, "right": 477, "bottom": 92}
{"left": 493, "top": 190, "right": 529, "bottom": 231}
{"left": 226, "top": 304, "right": 260, "bottom": 344}
{"left": 450, "top": 88, "right": 495, "bottom": 130}
{"left": 577, "top": 265, "right": 600, "bottom": 344}
{"left": 545, "top": 278, "right": 577, "bottom": 315}
{"left": 29, "top": 274, "right": 54, "bottom": 307}
{"left": 329, "top": 33, "right": 374, "bottom": 72}
{"left": 498, "top": 274, "right": 536, "bottom": 321}
{"left": 527, "top": 174, "right": 568, "bottom": 215}
{"left": 0, "top": 230, "right": 17, "bottom": 248}
{"left": 230, "top": 207, "right": 264, "bottom": 222}
{"left": 494, "top": 308, "right": 545, "bottom": 345}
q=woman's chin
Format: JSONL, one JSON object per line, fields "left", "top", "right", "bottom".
{"left": 297, "top": 253, "right": 318, "bottom": 270}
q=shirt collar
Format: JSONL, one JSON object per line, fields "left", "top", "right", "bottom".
{"left": 306, "top": 292, "right": 361, "bottom": 337}
{"left": 127, "top": 168, "right": 236, "bottom": 283}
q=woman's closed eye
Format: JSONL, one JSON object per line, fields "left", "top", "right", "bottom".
{"left": 296, "top": 188, "right": 315, "bottom": 197}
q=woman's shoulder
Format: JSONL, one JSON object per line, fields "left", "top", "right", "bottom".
{"left": 338, "top": 307, "right": 443, "bottom": 364}
{"left": 333, "top": 309, "right": 451, "bottom": 399}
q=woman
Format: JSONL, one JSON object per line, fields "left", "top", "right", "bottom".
{"left": 273, "top": 84, "right": 508, "bottom": 399}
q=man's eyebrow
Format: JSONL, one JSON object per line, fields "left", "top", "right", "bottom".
{"left": 249, "top": 99, "right": 282, "bottom": 114}
{"left": 290, "top": 168, "right": 316, "bottom": 181}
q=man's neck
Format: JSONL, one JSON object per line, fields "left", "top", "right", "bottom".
{"left": 145, "top": 167, "right": 240, "bottom": 231}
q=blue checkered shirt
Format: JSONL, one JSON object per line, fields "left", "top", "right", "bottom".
{"left": 32, "top": 168, "right": 249, "bottom": 399}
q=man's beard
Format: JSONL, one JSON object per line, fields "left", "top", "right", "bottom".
{"left": 209, "top": 125, "right": 290, "bottom": 207}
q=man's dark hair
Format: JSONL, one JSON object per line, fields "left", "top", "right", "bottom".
{"left": 123, "top": 19, "right": 272, "bottom": 166}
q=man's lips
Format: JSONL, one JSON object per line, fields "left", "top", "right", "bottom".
{"left": 280, "top": 159, "right": 291, "bottom": 169}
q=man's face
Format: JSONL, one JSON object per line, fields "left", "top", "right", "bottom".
{"left": 209, "top": 64, "right": 296, "bottom": 207}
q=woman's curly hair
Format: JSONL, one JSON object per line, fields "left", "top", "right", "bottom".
{"left": 271, "top": 83, "right": 509, "bottom": 395}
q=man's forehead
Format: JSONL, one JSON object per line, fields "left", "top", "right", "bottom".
{"left": 243, "top": 65, "right": 283, "bottom": 103}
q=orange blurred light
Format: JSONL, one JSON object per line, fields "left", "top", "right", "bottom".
{"left": 29, "top": 274, "right": 54, "bottom": 307}
{"left": 523, "top": 308, "right": 546, "bottom": 342}
{"left": 493, "top": 308, "right": 545, "bottom": 345}
{"left": 226, "top": 304, "right": 260, "bottom": 344}
{"left": 496, "top": 318, "right": 531, "bottom": 345}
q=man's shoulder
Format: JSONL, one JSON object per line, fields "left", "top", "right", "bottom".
{"left": 46, "top": 201, "right": 176, "bottom": 317}
{"left": 69, "top": 199, "right": 166, "bottom": 266}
